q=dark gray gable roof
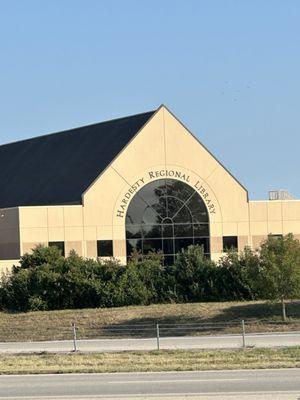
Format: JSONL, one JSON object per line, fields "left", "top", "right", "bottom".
{"left": 0, "top": 110, "right": 156, "bottom": 208}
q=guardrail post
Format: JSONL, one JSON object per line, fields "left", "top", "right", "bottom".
{"left": 241, "top": 319, "right": 246, "bottom": 349}
{"left": 156, "top": 323, "right": 160, "bottom": 351}
{"left": 72, "top": 322, "right": 77, "bottom": 352}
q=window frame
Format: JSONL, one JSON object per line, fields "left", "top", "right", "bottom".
{"left": 222, "top": 236, "right": 238, "bottom": 252}
{"left": 97, "top": 240, "right": 113, "bottom": 257}
{"left": 49, "top": 241, "right": 65, "bottom": 257}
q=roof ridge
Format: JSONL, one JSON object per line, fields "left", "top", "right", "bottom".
{"left": 0, "top": 110, "right": 156, "bottom": 149}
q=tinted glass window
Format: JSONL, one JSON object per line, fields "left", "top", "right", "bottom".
{"left": 166, "top": 197, "right": 185, "bottom": 219}
{"left": 162, "top": 223, "right": 173, "bottom": 237}
{"left": 126, "top": 224, "right": 142, "bottom": 239}
{"left": 164, "top": 255, "right": 175, "bottom": 266}
{"left": 167, "top": 179, "right": 194, "bottom": 201}
{"left": 223, "top": 236, "right": 238, "bottom": 252}
{"left": 174, "top": 223, "right": 193, "bottom": 237}
{"left": 174, "top": 238, "right": 194, "bottom": 253}
{"left": 126, "top": 239, "right": 142, "bottom": 257}
{"left": 49, "top": 241, "right": 65, "bottom": 257}
{"left": 173, "top": 205, "right": 192, "bottom": 223}
{"left": 186, "top": 193, "right": 209, "bottom": 222}
{"left": 125, "top": 195, "right": 147, "bottom": 224}
{"left": 97, "top": 240, "right": 113, "bottom": 257}
{"left": 143, "top": 239, "right": 163, "bottom": 254}
{"left": 163, "top": 238, "right": 174, "bottom": 254}
{"left": 268, "top": 234, "right": 283, "bottom": 240}
{"left": 126, "top": 179, "right": 210, "bottom": 264}
{"left": 194, "top": 237, "right": 210, "bottom": 253}
{"left": 143, "top": 224, "right": 162, "bottom": 238}
{"left": 193, "top": 223, "right": 209, "bottom": 237}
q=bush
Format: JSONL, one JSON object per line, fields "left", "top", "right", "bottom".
{"left": 1, "top": 247, "right": 173, "bottom": 311}
{"left": 217, "top": 248, "right": 259, "bottom": 301}
{"left": 28, "top": 296, "right": 48, "bottom": 311}
{"left": 173, "top": 245, "right": 215, "bottom": 301}
{"left": 129, "top": 252, "right": 178, "bottom": 304}
{"left": 173, "top": 246, "right": 252, "bottom": 302}
{"left": 3, "top": 238, "right": 298, "bottom": 312}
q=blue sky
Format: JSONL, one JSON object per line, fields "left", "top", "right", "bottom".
{"left": 0, "top": 0, "right": 299, "bottom": 199}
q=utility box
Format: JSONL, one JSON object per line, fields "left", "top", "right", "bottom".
{"left": 269, "top": 190, "right": 295, "bottom": 200}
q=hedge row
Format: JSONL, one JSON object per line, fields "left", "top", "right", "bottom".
{"left": 0, "top": 245, "right": 256, "bottom": 311}
{"left": 2, "top": 234, "right": 300, "bottom": 312}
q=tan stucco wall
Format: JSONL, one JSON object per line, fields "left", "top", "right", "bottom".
{"left": 249, "top": 200, "right": 300, "bottom": 249}
{"left": 0, "top": 259, "right": 19, "bottom": 275}
{"left": 1, "top": 106, "right": 300, "bottom": 266}
{"left": 19, "top": 205, "right": 84, "bottom": 257}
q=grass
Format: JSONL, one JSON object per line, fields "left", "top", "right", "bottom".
{"left": 1, "top": 347, "right": 300, "bottom": 374}
{"left": 1, "top": 300, "right": 300, "bottom": 342}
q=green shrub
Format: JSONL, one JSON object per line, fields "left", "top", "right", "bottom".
{"left": 173, "top": 245, "right": 217, "bottom": 301}
{"left": 4, "top": 238, "right": 298, "bottom": 312}
{"left": 28, "top": 296, "right": 48, "bottom": 311}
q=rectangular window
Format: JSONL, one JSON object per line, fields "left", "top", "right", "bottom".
{"left": 49, "top": 241, "right": 65, "bottom": 256}
{"left": 223, "top": 236, "right": 238, "bottom": 252}
{"left": 268, "top": 234, "right": 283, "bottom": 240}
{"left": 97, "top": 240, "right": 113, "bottom": 257}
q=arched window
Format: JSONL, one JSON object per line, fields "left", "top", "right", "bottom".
{"left": 126, "top": 179, "right": 210, "bottom": 264}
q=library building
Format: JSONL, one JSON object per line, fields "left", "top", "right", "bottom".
{"left": 1, "top": 105, "right": 300, "bottom": 273}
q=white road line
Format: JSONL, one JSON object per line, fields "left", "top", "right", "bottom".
{"left": 1, "top": 332, "right": 300, "bottom": 346}
{"left": 110, "top": 378, "right": 247, "bottom": 384}
{"left": 1, "top": 390, "right": 300, "bottom": 399}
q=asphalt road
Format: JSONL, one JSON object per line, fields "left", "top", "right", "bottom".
{"left": 1, "top": 332, "right": 300, "bottom": 353}
{"left": 1, "top": 369, "right": 300, "bottom": 399}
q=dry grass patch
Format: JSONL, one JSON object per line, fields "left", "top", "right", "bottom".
{"left": 1, "top": 347, "right": 300, "bottom": 375}
{"left": 1, "top": 301, "right": 300, "bottom": 342}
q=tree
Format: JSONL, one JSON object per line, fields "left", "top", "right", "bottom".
{"left": 258, "top": 234, "right": 300, "bottom": 321}
{"left": 174, "top": 245, "right": 217, "bottom": 301}
{"left": 218, "top": 247, "right": 259, "bottom": 300}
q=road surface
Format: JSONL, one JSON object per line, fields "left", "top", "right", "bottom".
{"left": 0, "top": 369, "right": 300, "bottom": 399}
{"left": 1, "top": 332, "right": 300, "bottom": 353}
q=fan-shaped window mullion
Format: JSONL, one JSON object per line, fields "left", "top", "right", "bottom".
{"left": 174, "top": 204, "right": 194, "bottom": 224}
{"left": 171, "top": 191, "right": 197, "bottom": 222}
{"left": 166, "top": 195, "right": 187, "bottom": 220}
